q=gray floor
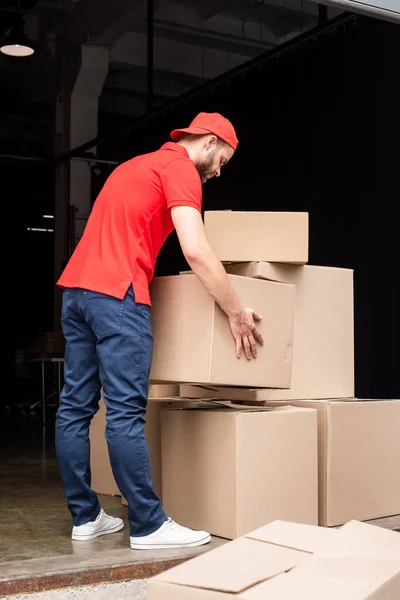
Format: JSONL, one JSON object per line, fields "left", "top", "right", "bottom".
{"left": 1, "top": 412, "right": 399, "bottom": 598}
{"left": 2, "top": 580, "right": 147, "bottom": 600}
{"left": 0, "top": 416, "right": 226, "bottom": 583}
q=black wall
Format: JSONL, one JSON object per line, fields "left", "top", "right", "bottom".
{"left": 110, "top": 14, "right": 399, "bottom": 399}
{"left": 8, "top": 14, "right": 399, "bottom": 404}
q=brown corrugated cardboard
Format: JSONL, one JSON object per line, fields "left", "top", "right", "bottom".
{"left": 149, "top": 273, "right": 295, "bottom": 388}
{"left": 317, "top": 518, "right": 400, "bottom": 558}
{"left": 242, "top": 556, "right": 400, "bottom": 599}
{"left": 90, "top": 398, "right": 120, "bottom": 497}
{"left": 245, "top": 519, "right": 338, "bottom": 553}
{"left": 148, "top": 384, "right": 180, "bottom": 398}
{"left": 148, "top": 519, "right": 400, "bottom": 600}
{"left": 263, "top": 399, "right": 400, "bottom": 526}
{"left": 161, "top": 405, "right": 318, "bottom": 539}
{"left": 148, "top": 537, "right": 307, "bottom": 600}
{"left": 148, "top": 519, "right": 334, "bottom": 600}
{"left": 203, "top": 211, "right": 309, "bottom": 264}
{"left": 223, "top": 262, "right": 354, "bottom": 399}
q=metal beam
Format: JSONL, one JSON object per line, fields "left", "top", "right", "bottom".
{"left": 56, "top": 12, "right": 356, "bottom": 164}
{"left": 132, "top": 19, "right": 274, "bottom": 56}
{"left": 110, "top": 31, "right": 252, "bottom": 80}
{"left": 49, "top": 0, "right": 151, "bottom": 48}
{"left": 309, "top": 0, "right": 400, "bottom": 24}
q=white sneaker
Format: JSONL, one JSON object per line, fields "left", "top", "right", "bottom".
{"left": 72, "top": 508, "right": 124, "bottom": 541}
{"left": 130, "top": 518, "right": 211, "bottom": 550}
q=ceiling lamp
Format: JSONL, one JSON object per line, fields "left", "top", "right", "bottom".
{"left": 0, "top": 2, "right": 34, "bottom": 57}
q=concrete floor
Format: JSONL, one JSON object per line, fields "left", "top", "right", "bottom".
{"left": 1, "top": 409, "right": 399, "bottom": 599}
{"left": 0, "top": 412, "right": 226, "bottom": 594}
{"left": 3, "top": 580, "right": 148, "bottom": 600}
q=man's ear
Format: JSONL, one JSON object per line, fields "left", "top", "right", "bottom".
{"left": 206, "top": 135, "right": 218, "bottom": 151}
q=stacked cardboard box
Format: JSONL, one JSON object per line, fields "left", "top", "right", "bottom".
{"left": 152, "top": 210, "right": 399, "bottom": 532}
{"left": 148, "top": 518, "right": 400, "bottom": 599}
{"left": 89, "top": 210, "right": 399, "bottom": 539}
{"left": 161, "top": 403, "right": 318, "bottom": 538}
{"left": 149, "top": 211, "right": 308, "bottom": 389}
{"left": 145, "top": 211, "right": 317, "bottom": 534}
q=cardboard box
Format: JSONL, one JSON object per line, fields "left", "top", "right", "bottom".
{"left": 203, "top": 210, "right": 309, "bottom": 264}
{"left": 161, "top": 404, "right": 318, "bottom": 539}
{"left": 263, "top": 399, "right": 400, "bottom": 526}
{"left": 241, "top": 555, "right": 400, "bottom": 599}
{"left": 148, "top": 384, "right": 179, "bottom": 398}
{"left": 121, "top": 397, "right": 200, "bottom": 506}
{"left": 90, "top": 397, "right": 120, "bottom": 497}
{"left": 91, "top": 386, "right": 179, "bottom": 499}
{"left": 149, "top": 273, "right": 295, "bottom": 388}
{"left": 223, "top": 262, "right": 354, "bottom": 400}
{"left": 148, "top": 519, "right": 400, "bottom": 600}
{"left": 148, "top": 519, "right": 334, "bottom": 600}
{"left": 315, "top": 518, "right": 400, "bottom": 558}
{"left": 247, "top": 521, "right": 400, "bottom": 599}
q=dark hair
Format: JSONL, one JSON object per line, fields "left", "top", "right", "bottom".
{"left": 178, "top": 132, "right": 227, "bottom": 147}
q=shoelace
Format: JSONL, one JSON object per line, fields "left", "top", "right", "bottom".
{"left": 166, "top": 517, "right": 187, "bottom": 532}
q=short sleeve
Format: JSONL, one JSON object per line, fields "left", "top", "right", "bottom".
{"left": 160, "top": 158, "right": 202, "bottom": 212}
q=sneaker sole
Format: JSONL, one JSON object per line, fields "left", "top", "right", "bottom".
{"left": 72, "top": 521, "right": 124, "bottom": 541}
{"left": 130, "top": 533, "right": 211, "bottom": 550}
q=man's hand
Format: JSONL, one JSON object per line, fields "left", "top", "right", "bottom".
{"left": 229, "top": 309, "right": 264, "bottom": 359}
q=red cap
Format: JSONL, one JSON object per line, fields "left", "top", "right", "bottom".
{"left": 170, "top": 112, "right": 238, "bottom": 151}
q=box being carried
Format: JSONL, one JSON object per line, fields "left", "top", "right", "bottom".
{"left": 149, "top": 273, "right": 295, "bottom": 388}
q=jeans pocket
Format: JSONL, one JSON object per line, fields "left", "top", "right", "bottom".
{"left": 84, "top": 292, "right": 124, "bottom": 340}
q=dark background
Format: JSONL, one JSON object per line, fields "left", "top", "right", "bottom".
{"left": 8, "top": 14, "right": 399, "bottom": 403}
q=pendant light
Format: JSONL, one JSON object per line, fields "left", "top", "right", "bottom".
{"left": 0, "top": 1, "right": 35, "bottom": 57}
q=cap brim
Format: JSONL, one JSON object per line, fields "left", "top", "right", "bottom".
{"left": 170, "top": 126, "right": 211, "bottom": 141}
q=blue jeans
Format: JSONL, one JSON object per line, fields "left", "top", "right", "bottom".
{"left": 55, "top": 286, "right": 167, "bottom": 537}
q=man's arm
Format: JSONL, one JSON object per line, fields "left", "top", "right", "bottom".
{"left": 171, "top": 205, "right": 263, "bottom": 359}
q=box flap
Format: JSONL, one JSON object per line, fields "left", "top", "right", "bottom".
{"left": 165, "top": 401, "right": 302, "bottom": 414}
{"left": 319, "top": 520, "right": 400, "bottom": 558}
{"left": 245, "top": 519, "right": 337, "bottom": 554}
{"left": 241, "top": 567, "right": 399, "bottom": 600}
{"left": 289, "top": 555, "right": 400, "bottom": 599}
{"left": 241, "top": 573, "right": 372, "bottom": 599}
{"left": 153, "top": 536, "right": 308, "bottom": 593}
{"left": 242, "top": 555, "right": 400, "bottom": 599}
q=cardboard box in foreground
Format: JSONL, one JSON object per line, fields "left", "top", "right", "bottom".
{"left": 148, "top": 519, "right": 400, "bottom": 599}
{"left": 161, "top": 404, "right": 318, "bottom": 539}
{"left": 150, "top": 273, "right": 295, "bottom": 388}
{"left": 204, "top": 210, "right": 309, "bottom": 263}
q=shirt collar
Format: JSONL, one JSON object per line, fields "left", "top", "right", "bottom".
{"left": 161, "top": 142, "right": 190, "bottom": 159}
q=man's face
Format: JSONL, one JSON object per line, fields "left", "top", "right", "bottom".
{"left": 195, "top": 141, "right": 234, "bottom": 184}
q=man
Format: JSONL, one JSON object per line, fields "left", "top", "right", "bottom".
{"left": 56, "top": 112, "right": 263, "bottom": 550}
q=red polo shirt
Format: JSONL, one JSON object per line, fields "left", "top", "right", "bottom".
{"left": 57, "top": 143, "right": 202, "bottom": 305}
